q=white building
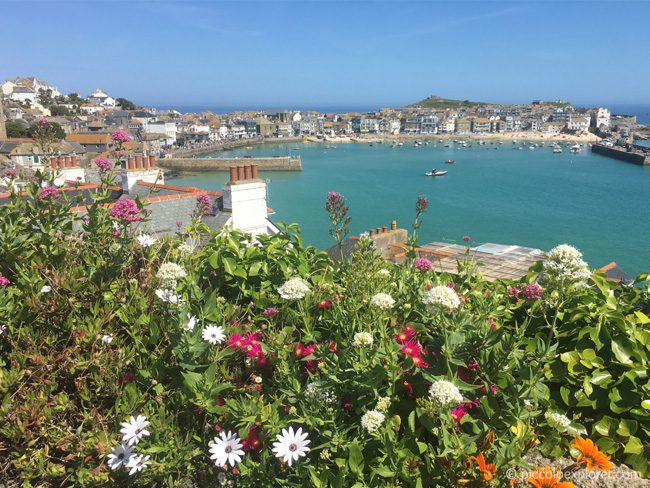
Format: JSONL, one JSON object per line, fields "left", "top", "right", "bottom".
{"left": 2, "top": 77, "right": 60, "bottom": 98}
{"left": 88, "top": 89, "right": 116, "bottom": 108}
{"left": 567, "top": 116, "right": 590, "bottom": 132}
{"left": 438, "top": 119, "right": 456, "bottom": 133}
{"left": 592, "top": 108, "right": 611, "bottom": 129}
{"left": 144, "top": 120, "right": 177, "bottom": 146}
{"left": 9, "top": 88, "right": 37, "bottom": 105}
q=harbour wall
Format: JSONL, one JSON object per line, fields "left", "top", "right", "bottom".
{"left": 158, "top": 156, "right": 302, "bottom": 172}
{"left": 170, "top": 136, "right": 305, "bottom": 157}
{"left": 591, "top": 144, "right": 650, "bottom": 165}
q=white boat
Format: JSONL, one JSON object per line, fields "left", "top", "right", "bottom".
{"left": 529, "top": 145, "right": 535, "bottom": 150}
{"left": 424, "top": 170, "right": 447, "bottom": 176}
{"left": 553, "top": 147, "right": 562, "bottom": 154}
{"left": 570, "top": 144, "right": 581, "bottom": 153}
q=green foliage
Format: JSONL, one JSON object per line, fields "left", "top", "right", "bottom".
{"left": 0, "top": 180, "right": 648, "bottom": 486}
{"left": 116, "top": 98, "right": 138, "bottom": 110}
{"left": 6, "top": 120, "right": 29, "bottom": 138}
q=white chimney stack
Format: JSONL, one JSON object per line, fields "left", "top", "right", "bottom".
{"left": 221, "top": 165, "right": 269, "bottom": 236}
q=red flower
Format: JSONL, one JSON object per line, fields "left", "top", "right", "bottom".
{"left": 319, "top": 299, "right": 332, "bottom": 309}
{"left": 242, "top": 426, "right": 263, "bottom": 452}
{"left": 227, "top": 334, "right": 246, "bottom": 349}
{"left": 400, "top": 340, "right": 421, "bottom": 358}
{"left": 328, "top": 340, "right": 337, "bottom": 354}
{"left": 395, "top": 325, "right": 417, "bottom": 344}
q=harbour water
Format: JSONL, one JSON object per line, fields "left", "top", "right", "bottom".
{"left": 169, "top": 141, "right": 650, "bottom": 275}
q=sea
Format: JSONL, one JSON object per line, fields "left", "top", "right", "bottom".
{"left": 168, "top": 140, "right": 650, "bottom": 276}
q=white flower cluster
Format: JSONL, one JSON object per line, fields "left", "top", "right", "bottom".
{"left": 353, "top": 332, "right": 374, "bottom": 347}
{"left": 156, "top": 262, "right": 187, "bottom": 288}
{"left": 304, "top": 381, "right": 336, "bottom": 406}
{"left": 545, "top": 411, "right": 572, "bottom": 431}
{"left": 542, "top": 244, "right": 592, "bottom": 292}
{"left": 361, "top": 410, "right": 385, "bottom": 433}
{"left": 428, "top": 380, "right": 463, "bottom": 407}
{"left": 155, "top": 288, "right": 183, "bottom": 304}
{"left": 106, "top": 415, "right": 152, "bottom": 475}
{"left": 278, "top": 277, "right": 310, "bottom": 300}
{"left": 370, "top": 292, "right": 395, "bottom": 310}
{"left": 422, "top": 285, "right": 461, "bottom": 312}
{"left": 376, "top": 269, "right": 391, "bottom": 278}
{"left": 375, "top": 396, "right": 391, "bottom": 413}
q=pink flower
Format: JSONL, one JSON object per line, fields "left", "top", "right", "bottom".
{"left": 462, "top": 235, "right": 471, "bottom": 242}
{"left": 36, "top": 116, "right": 49, "bottom": 126}
{"left": 1, "top": 168, "right": 18, "bottom": 179}
{"left": 195, "top": 194, "right": 212, "bottom": 216}
{"left": 176, "top": 220, "right": 183, "bottom": 228}
{"left": 263, "top": 307, "right": 278, "bottom": 317}
{"left": 520, "top": 283, "right": 543, "bottom": 300}
{"left": 414, "top": 257, "right": 433, "bottom": 272}
{"left": 507, "top": 287, "right": 519, "bottom": 297}
{"left": 319, "top": 298, "right": 332, "bottom": 309}
{"left": 94, "top": 157, "right": 113, "bottom": 172}
{"left": 416, "top": 195, "right": 429, "bottom": 213}
{"left": 479, "top": 384, "right": 498, "bottom": 395}
{"left": 395, "top": 325, "right": 416, "bottom": 344}
{"left": 38, "top": 185, "right": 61, "bottom": 200}
{"left": 111, "top": 130, "right": 132, "bottom": 143}
{"left": 226, "top": 334, "right": 246, "bottom": 349}
{"left": 0, "top": 275, "right": 10, "bottom": 287}
{"left": 109, "top": 199, "right": 141, "bottom": 222}
{"left": 326, "top": 191, "right": 342, "bottom": 202}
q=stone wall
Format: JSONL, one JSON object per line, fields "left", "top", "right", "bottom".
{"left": 591, "top": 144, "right": 650, "bottom": 165}
{"left": 158, "top": 156, "right": 302, "bottom": 172}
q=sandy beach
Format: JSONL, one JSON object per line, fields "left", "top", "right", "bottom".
{"left": 312, "top": 131, "right": 600, "bottom": 144}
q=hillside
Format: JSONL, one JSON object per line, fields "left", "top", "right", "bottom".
{"left": 407, "top": 94, "right": 487, "bottom": 109}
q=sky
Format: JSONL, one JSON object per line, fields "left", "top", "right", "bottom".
{"left": 3, "top": 1, "right": 650, "bottom": 110}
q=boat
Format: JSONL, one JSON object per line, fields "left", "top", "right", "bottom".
{"left": 425, "top": 169, "right": 447, "bottom": 176}
{"left": 292, "top": 147, "right": 300, "bottom": 150}
{"left": 570, "top": 144, "right": 581, "bottom": 153}
{"left": 529, "top": 145, "right": 535, "bottom": 150}
{"left": 553, "top": 146, "right": 562, "bottom": 154}
{"left": 445, "top": 159, "right": 455, "bottom": 164}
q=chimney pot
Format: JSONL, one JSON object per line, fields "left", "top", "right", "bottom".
{"left": 135, "top": 156, "right": 143, "bottom": 169}
{"left": 229, "top": 166, "right": 238, "bottom": 183}
{"left": 149, "top": 155, "right": 156, "bottom": 168}
{"left": 71, "top": 156, "right": 77, "bottom": 167}
{"left": 383, "top": 226, "right": 388, "bottom": 233}
{"left": 376, "top": 227, "right": 381, "bottom": 234}
{"left": 50, "top": 157, "right": 56, "bottom": 168}
{"left": 245, "top": 165, "right": 252, "bottom": 179}
{"left": 57, "top": 156, "right": 63, "bottom": 169}
{"left": 64, "top": 156, "right": 71, "bottom": 168}
{"left": 128, "top": 157, "right": 135, "bottom": 170}
{"left": 369, "top": 229, "right": 375, "bottom": 236}
{"left": 237, "top": 166, "right": 245, "bottom": 181}
{"left": 252, "top": 165, "right": 259, "bottom": 179}
{"left": 391, "top": 220, "right": 397, "bottom": 230}
{"left": 143, "top": 155, "right": 150, "bottom": 169}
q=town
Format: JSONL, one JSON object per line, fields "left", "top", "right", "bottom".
{"left": 0, "top": 76, "right": 644, "bottom": 169}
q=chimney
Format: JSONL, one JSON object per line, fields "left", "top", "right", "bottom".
{"left": 391, "top": 220, "right": 397, "bottom": 230}
{"left": 135, "top": 155, "right": 142, "bottom": 169}
{"left": 121, "top": 153, "right": 164, "bottom": 193}
{"left": 221, "top": 165, "right": 270, "bottom": 236}
{"left": 244, "top": 165, "right": 252, "bottom": 179}
{"left": 149, "top": 155, "right": 156, "bottom": 168}
{"left": 71, "top": 156, "right": 77, "bottom": 167}
{"left": 57, "top": 156, "right": 63, "bottom": 169}
{"left": 143, "top": 156, "right": 150, "bottom": 169}
{"left": 383, "top": 226, "right": 388, "bottom": 233}
{"left": 128, "top": 157, "right": 135, "bottom": 170}
{"left": 369, "top": 229, "right": 375, "bottom": 236}
{"left": 376, "top": 227, "right": 381, "bottom": 234}
{"left": 237, "top": 166, "right": 245, "bottom": 181}
{"left": 252, "top": 165, "right": 259, "bottom": 179}
{"left": 64, "top": 156, "right": 71, "bottom": 168}
{"left": 229, "top": 166, "right": 238, "bottom": 183}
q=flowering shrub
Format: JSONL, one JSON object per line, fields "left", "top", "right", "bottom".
{"left": 109, "top": 198, "right": 142, "bottom": 222}
{"left": 94, "top": 157, "right": 114, "bottom": 172}
{"left": 0, "top": 179, "right": 649, "bottom": 486}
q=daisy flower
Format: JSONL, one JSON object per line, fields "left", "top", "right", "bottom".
{"left": 209, "top": 431, "right": 245, "bottom": 468}
{"left": 185, "top": 314, "right": 196, "bottom": 332}
{"left": 126, "top": 454, "right": 151, "bottom": 475}
{"left": 101, "top": 334, "right": 113, "bottom": 344}
{"left": 41, "top": 285, "right": 52, "bottom": 294}
{"left": 571, "top": 437, "right": 613, "bottom": 473}
{"left": 202, "top": 325, "right": 226, "bottom": 345}
{"left": 106, "top": 443, "right": 134, "bottom": 471}
{"left": 526, "top": 465, "right": 575, "bottom": 488}
{"left": 136, "top": 234, "right": 157, "bottom": 248}
{"left": 272, "top": 427, "right": 311, "bottom": 466}
{"left": 120, "top": 414, "right": 150, "bottom": 446}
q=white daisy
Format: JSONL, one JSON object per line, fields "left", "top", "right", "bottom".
{"left": 106, "top": 443, "right": 134, "bottom": 471}
{"left": 120, "top": 414, "right": 150, "bottom": 446}
{"left": 41, "top": 285, "right": 52, "bottom": 294}
{"left": 155, "top": 288, "right": 182, "bottom": 304}
{"left": 126, "top": 454, "right": 151, "bottom": 475}
{"left": 272, "top": 426, "right": 311, "bottom": 466}
{"left": 209, "top": 430, "right": 245, "bottom": 467}
{"left": 185, "top": 314, "right": 197, "bottom": 332}
{"left": 0, "top": 324, "right": 6, "bottom": 336}
{"left": 136, "top": 234, "right": 157, "bottom": 248}
{"left": 202, "top": 325, "right": 226, "bottom": 345}
{"left": 101, "top": 334, "right": 113, "bottom": 344}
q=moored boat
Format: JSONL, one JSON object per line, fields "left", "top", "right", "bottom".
{"left": 425, "top": 169, "right": 447, "bottom": 176}
{"left": 445, "top": 159, "right": 455, "bottom": 164}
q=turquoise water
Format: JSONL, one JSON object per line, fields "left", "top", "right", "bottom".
{"left": 169, "top": 141, "right": 650, "bottom": 275}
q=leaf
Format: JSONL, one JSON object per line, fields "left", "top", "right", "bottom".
{"left": 373, "top": 465, "right": 395, "bottom": 478}
{"left": 348, "top": 441, "right": 364, "bottom": 476}
{"left": 611, "top": 337, "right": 634, "bottom": 366}
{"left": 616, "top": 419, "right": 638, "bottom": 437}
{"left": 623, "top": 436, "right": 643, "bottom": 454}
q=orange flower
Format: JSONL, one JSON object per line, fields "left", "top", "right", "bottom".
{"left": 470, "top": 452, "right": 497, "bottom": 481}
{"left": 570, "top": 437, "right": 613, "bottom": 473}
{"left": 526, "top": 466, "right": 575, "bottom": 488}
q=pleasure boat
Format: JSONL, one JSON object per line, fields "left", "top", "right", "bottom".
{"left": 570, "top": 144, "right": 581, "bottom": 153}
{"left": 445, "top": 159, "right": 455, "bottom": 164}
{"left": 425, "top": 169, "right": 447, "bottom": 176}
{"left": 553, "top": 146, "right": 562, "bottom": 154}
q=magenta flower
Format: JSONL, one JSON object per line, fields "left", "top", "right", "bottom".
{"left": 416, "top": 195, "right": 429, "bottom": 213}
{"left": 36, "top": 116, "right": 49, "bottom": 126}
{"left": 94, "top": 157, "right": 113, "bottom": 172}
{"left": 414, "top": 257, "right": 433, "bottom": 272}
{"left": 1, "top": 169, "right": 18, "bottom": 179}
{"left": 0, "top": 275, "right": 10, "bottom": 287}
{"left": 38, "top": 185, "right": 61, "bottom": 200}
{"left": 507, "top": 287, "right": 519, "bottom": 297}
{"left": 521, "top": 283, "right": 543, "bottom": 300}
{"left": 195, "top": 194, "right": 212, "bottom": 216}
{"left": 462, "top": 235, "right": 470, "bottom": 242}
{"left": 327, "top": 191, "right": 342, "bottom": 202}
{"left": 109, "top": 198, "right": 141, "bottom": 222}
{"left": 111, "top": 130, "right": 132, "bottom": 143}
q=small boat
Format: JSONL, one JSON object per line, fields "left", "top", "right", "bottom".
{"left": 445, "top": 159, "right": 455, "bottom": 164}
{"left": 425, "top": 169, "right": 447, "bottom": 176}
{"left": 292, "top": 147, "right": 300, "bottom": 150}
{"left": 570, "top": 144, "right": 581, "bottom": 153}
{"left": 553, "top": 146, "right": 562, "bottom": 154}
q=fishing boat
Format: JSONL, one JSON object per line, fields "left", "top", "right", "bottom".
{"left": 444, "top": 159, "right": 455, "bottom": 164}
{"left": 425, "top": 169, "right": 447, "bottom": 176}
{"left": 570, "top": 144, "right": 581, "bottom": 153}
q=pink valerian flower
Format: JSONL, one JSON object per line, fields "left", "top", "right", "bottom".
{"left": 36, "top": 116, "right": 49, "bottom": 126}
{"left": 38, "top": 185, "right": 61, "bottom": 200}
{"left": 263, "top": 307, "right": 278, "bottom": 317}
{"left": 319, "top": 298, "right": 332, "bottom": 309}
{"left": 109, "top": 199, "right": 141, "bottom": 222}
{"left": 94, "top": 157, "right": 113, "bottom": 172}
{"left": 416, "top": 195, "right": 429, "bottom": 214}
{"left": 507, "top": 287, "right": 519, "bottom": 297}
{"left": 0, "top": 275, "right": 10, "bottom": 287}
{"left": 462, "top": 235, "right": 471, "bottom": 242}
{"left": 326, "top": 191, "right": 342, "bottom": 203}
{"left": 111, "top": 130, "right": 132, "bottom": 143}
{"left": 1, "top": 168, "right": 18, "bottom": 179}
{"left": 414, "top": 257, "right": 433, "bottom": 272}
{"left": 342, "top": 399, "right": 353, "bottom": 410}
{"left": 520, "top": 283, "right": 543, "bottom": 301}
{"left": 489, "top": 320, "right": 497, "bottom": 331}
{"left": 195, "top": 194, "right": 212, "bottom": 216}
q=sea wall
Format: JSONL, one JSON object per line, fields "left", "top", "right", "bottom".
{"left": 591, "top": 144, "right": 650, "bottom": 165}
{"left": 170, "top": 136, "right": 305, "bottom": 157}
{"left": 158, "top": 156, "right": 302, "bottom": 172}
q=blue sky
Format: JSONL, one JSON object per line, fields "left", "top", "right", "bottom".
{"left": 3, "top": 1, "right": 649, "bottom": 110}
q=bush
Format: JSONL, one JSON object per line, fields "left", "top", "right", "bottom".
{"left": 0, "top": 181, "right": 648, "bottom": 486}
